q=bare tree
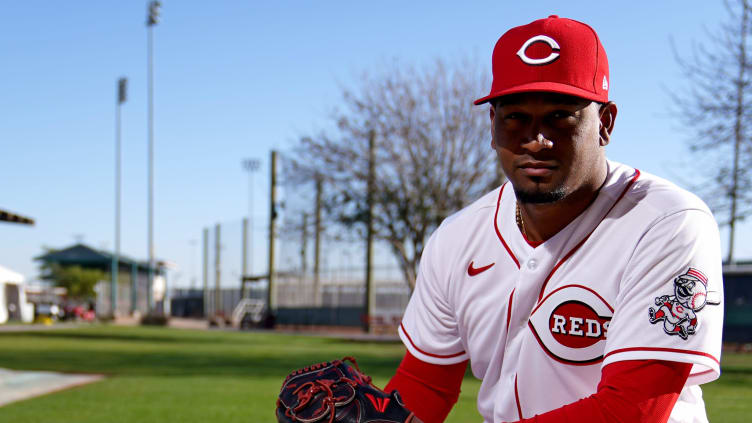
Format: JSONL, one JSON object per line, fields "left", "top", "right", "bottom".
{"left": 289, "top": 58, "right": 497, "bottom": 290}
{"left": 672, "top": 0, "right": 752, "bottom": 263}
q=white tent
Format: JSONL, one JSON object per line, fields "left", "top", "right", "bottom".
{"left": 0, "top": 266, "right": 23, "bottom": 284}
{"left": 0, "top": 265, "right": 33, "bottom": 323}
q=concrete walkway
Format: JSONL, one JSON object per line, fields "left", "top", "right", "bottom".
{"left": 0, "top": 368, "right": 103, "bottom": 407}
{"left": 0, "top": 322, "right": 84, "bottom": 332}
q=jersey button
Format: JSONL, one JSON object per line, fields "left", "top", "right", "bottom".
{"left": 527, "top": 259, "right": 538, "bottom": 270}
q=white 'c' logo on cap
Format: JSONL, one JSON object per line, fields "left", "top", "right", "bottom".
{"left": 516, "top": 35, "right": 561, "bottom": 66}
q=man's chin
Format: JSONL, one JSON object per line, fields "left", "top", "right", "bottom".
{"left": 514, "top": 187, "right": 567, "bottom": 204}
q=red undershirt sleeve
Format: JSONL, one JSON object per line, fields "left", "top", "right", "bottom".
{"left": 509, "top": 359, "right": 692, "bottom": 423}
{"left": 385, "top": 350, "right": 467, "bottom": 423}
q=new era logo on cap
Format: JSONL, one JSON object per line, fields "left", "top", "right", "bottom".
{"left": 475, "top": 15, "right": 610, "bottom": 105}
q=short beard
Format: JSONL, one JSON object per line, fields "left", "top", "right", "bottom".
{"left": 514, "top": 186, "right": 567, "bottom": 204}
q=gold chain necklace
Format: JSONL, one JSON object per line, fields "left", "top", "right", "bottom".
{"left": 515, "top": 202, "right": 527, "bottom": 239}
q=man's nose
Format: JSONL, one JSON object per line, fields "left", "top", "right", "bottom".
{"left": 520, "top": 133, "right": 554, "bottom": 152}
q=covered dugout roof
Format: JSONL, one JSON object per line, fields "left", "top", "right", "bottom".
{"left": 0, "top": 209, "right": 34, "bottom": 225}
{"left": 35, "top": 243, "right": 160, "bottom": 273}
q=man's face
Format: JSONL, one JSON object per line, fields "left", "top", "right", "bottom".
{"left": 490, "top": 92, "right": 615, "bottom": 204}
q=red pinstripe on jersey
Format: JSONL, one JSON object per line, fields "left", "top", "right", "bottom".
{"left": 400, "top": 322, "right": 466, "bottom": 359}
{"left": 691, "top": 369, "right": 716, "bottom": 378}
{"left": 506, "top": 288, "right": 516, "bottom": 331}
{"left": 494, "top": 183, "right": 521, "bottom": 268}
{"left": 536, "top": 170, "right": 641, "bottom": 303}
{"left": 604, "top": 346, "right": 720, "bottom": 366}
{"left": 514, "top": 373, "right": 523, "bottom": 420}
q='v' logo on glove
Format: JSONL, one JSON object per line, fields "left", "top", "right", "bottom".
{"left": 365, "top": 393, "right": 390, "bottom": 412}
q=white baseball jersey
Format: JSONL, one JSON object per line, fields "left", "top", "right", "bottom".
{"left": 399, "top": 161, "right": 723, "bottom": 423}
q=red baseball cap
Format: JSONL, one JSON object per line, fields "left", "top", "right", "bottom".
{"left": 474, "top": 15, "right": 609, "bottom": 105}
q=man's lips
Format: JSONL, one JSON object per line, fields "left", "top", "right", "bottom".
{"left": 518, "top": 161, "right": 556, "bottom": 177}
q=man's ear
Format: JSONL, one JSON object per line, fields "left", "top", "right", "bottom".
{"left": 598, "top": 102, "right": 618, "bottom": 146}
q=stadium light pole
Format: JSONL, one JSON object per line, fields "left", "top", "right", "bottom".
{"left": 242, "top": 158, "right": 260, "bottom": 278}
{"left": 113, "top": 77, "right": 127, "bottom": 318}
{"left": 146, "top": 0, "right": 160, "bottom": 314}
{"left": 189, "top": 238, "right": 198, "bottom": 290}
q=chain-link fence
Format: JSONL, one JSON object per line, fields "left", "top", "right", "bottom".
{"left": 198, "top": 218, "right": 261, "bottom": 318}
{"left": 95, "top": 270, "right": 151, "bottom": 317}
{"left": 274, "top": 152, "right": 411, "bottom": 329}
{"left": 179, "top": 151, "right": 413, "bottom": 330}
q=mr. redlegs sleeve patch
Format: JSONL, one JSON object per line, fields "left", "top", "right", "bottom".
{"left": 648, "top": 268, "right": 721, "bottom": 340}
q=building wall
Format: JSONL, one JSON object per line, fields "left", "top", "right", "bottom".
{"left": 0, "top": 282, "right": 34, "bottom": 323}
{"left": 720, "top": 273, "right": 752, "bottom": 343}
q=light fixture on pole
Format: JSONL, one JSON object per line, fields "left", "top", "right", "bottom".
{"left": 146, "top": 0, "right": 160, "bottom": 314}
{"left": 242, "top": 158, "right": 261, "bottom": 278}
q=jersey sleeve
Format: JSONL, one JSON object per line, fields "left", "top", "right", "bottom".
{"left": 398, "top": 227, "right": 469, "bottom": 364}
{"left": 603, "top": 209, "right": 723, "bottom": 386}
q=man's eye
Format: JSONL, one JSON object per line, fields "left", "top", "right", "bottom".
{"left": 551, "top": 111, "right": 573, "bottom": 119}
{"left": 549, "top": 111, "right": 578, "bottom": 127}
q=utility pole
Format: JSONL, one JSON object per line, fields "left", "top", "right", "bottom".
{"left": 241, "top": 218, "right": 248, "bottom": 298}
{"left": 215, "top": 223, "right": 222, "bottom": 317}
{"left": 301, "top": 213, "right": 308, "bottom": 276}
{"left": 113, "top": 77, "right": 127, "bottom": 318}
{"left": 267, "top": 151, "right": 278, "bottom": 316}
{"left": 242, "top": 158, "right": 260, "bottom": 283}
{"left": 313, "top": 176, "right": 323, "bottom": 306}
{"left": 364, "top": 130, "right": 375, "bottom": 333}
{"left": 202, "top": 228, "right": 209, "bottom": 318}
{"left": 146, "top": 0, "right": 161, "bottom": 314}
{"left": 189, "top": 238, "right": 198, "bottom": 290}
{"left": 131, "top": 262, "right": 138, "bottom": 315}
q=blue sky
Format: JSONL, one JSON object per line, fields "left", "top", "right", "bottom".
{"left": 1, "top": 1, "right": 742, "bottom": 286}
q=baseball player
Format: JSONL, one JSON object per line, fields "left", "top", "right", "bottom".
{"left": 384, "top": 16, "right": 724, "bottom": 423}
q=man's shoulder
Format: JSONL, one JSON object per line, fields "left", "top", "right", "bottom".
{"left": 613, "top": 162, "right": 712, "bottom": 218}
{"left": 440, "top": 185, "right": 501, "bottom": 230}
{"left": 420, "top": 187, "right": 502, "bottom": 270}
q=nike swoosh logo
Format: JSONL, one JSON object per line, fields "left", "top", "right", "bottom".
{"left": 468, "top": 261, "right": 495, "bottom": 276}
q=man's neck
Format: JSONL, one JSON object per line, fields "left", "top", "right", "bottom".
{"left": 517, "top": 168, "right": 608, "bottom": 244}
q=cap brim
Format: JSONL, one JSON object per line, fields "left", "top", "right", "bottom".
{"left": 473, "top": 81, "right": 607, "bottom": 105}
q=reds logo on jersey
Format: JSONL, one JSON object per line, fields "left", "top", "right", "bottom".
{"left": 528, "top": 285, "right": 613, "bottom": 365}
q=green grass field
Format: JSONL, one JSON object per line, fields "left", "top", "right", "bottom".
{"left": 0, "top": 325, "right": 748, "bottom": 422}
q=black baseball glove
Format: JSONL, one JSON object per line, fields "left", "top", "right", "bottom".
{"left": 276, "top": 356, "right": 422, "bottom": 423}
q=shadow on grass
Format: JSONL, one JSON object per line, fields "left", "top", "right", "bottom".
{"left": 0, "top": 326, "right": 259, "bottom": 345}
{"left": 0, "top": 327, "right": 406, "bottom": 380}
{"left": 0, "top": 348, "right": 404, "bottom": 379}
{"left": 721, "top": 366, "right": 752, "bottom": 375}
{"left": 2, "top": 326, "right": 396, "bottom": 347}
{"left": 1, "top": 331, "right": 219, "bottom": 344}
